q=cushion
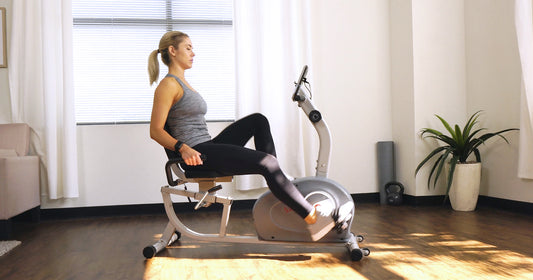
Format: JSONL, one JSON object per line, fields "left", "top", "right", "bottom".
{"left": 0, "top": 123, "right": 31, "bottom": 156}
{"left": 185, "top": 169, "right": 227, "bottom": 179}
{"left": 0, "top": 149, "right": 18, "bottom": 157}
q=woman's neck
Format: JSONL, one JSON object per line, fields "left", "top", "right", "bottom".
{"left": 168, "top": 65, "right": 185, "bottom": 80}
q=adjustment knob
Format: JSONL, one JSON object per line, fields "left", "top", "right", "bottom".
{"left": 308, "top": 110, "right": 322, "bottom": 123}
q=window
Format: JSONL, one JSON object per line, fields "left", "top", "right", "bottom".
{"left": 73, "top": 0, "right": 235, "bottom": 124}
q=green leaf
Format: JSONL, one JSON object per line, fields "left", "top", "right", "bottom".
{"left": 473, "top": 149, "right": 481, "bottom": 162}
{"left": 454, "top": 125, "right": 463, "bottom": 147}
{"left": 415, "top": 146, "right": 448, "bottom": 175}
{"left": 432, "top": 149, "right": 451, "bottom": 189}
{"left": 463, "top": 110, "right": 482, "bottom": 141}
{"left": 481, "top": 128, "right": 519, "bottom": 143}
{"left": 426, "top": 157, "right": 441, "bottom": 189}
{"left": 420, "top": 128, "right": 444, "bottom": 138}
{"left": 425, "top": 134, "right": 456, "bottom": 147}
{"left": 436, "top": 115, "right": 456, "bottom": 139}
{"left": 465, "top": 128, "right": 485, "bottom": 143}
{"left": 444, "top": 157, "right": 458, "bottom": 204}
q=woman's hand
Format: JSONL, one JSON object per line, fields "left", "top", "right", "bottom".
{"left": 179, "top": 145, "right": 203, "bottom": 166}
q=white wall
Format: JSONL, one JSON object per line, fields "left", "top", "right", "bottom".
{"left": 390, "top": 0, "right": 415, "bottom": 195}
{"left": 464, "top": 0, "right": 530, "bottom": 202}
{"left": 309, "top": 0, "right": 392, "bottom": 196}
{"left": 1, "top": 0, "right": 531, "bottom": 209}
{"left": 412, "top": 0, "right": 468, "bottom": 196}
{"left": 390, "top": 0, "right": 532, "bottom": 203}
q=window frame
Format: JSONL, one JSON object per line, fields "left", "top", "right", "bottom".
{"left": 72, "top": 0, "right": 235, "bottom": 125}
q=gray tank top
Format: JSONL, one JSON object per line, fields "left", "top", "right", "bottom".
{"left": 164, "top": 74, "right": 211, "bottom": 147}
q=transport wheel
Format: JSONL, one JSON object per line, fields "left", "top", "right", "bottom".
{"left": 350, "top": 249, "right": 363, "bottom": 261}
{"left": 362, "top": 248, "right": 371, "bottom": 256}
{"left": 143, "top": 246, "right": 157, "bottom": 259}
{"left": 356, "top": 235, "right": 364, "bottom": 242}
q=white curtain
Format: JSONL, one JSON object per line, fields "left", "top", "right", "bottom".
{"left": 8, "top": 0, "right": 79, "bottom": 198}
{"left": 233, "top": 0, "right": 318, "bottom": 190}
{"left": 515, "top": 0, "right": 533, "bottom": 179}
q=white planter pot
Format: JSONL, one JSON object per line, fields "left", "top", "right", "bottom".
{"left": 448, "top": 162, "right": 482, "bottom": 211}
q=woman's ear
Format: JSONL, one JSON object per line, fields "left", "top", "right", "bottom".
{"left": 168, "top": 45, "right": 177, "bottom": 56}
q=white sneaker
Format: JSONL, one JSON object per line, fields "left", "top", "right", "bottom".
{"left": 336, "top": 201, "right": 354, "bottom": 222}
{"left": 307, "top": 206, "right": 335, "bottom": 241}
{"left": 314, "top": 199, "right": 335, "bottom": 216}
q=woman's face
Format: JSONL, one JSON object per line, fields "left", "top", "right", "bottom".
{"left": 174, "top": 37, "right": 195, "bottom": 70}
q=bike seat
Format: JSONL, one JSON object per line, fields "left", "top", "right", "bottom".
{"left": 184, "top": 169, "right": 226, "bottom": 179}
{"left": 165, "top": 156, "right": 233, "bottom": 187}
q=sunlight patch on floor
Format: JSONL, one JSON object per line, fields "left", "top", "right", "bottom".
{"left": 373, "top": 252, "right": 533, "bottom": 280}
{"left": 428, "top": 240, "right": 497, "bottom": 248}
{"left": 369, "top": 235, "right": 533, "bottom": 280}
{"left": 143, "top": 253, "right": 369, "bottom": 280}
{"left": 143, "top": 232, "right": 533, "bottom": 280}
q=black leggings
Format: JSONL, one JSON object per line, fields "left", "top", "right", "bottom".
{"left": 185, "top": 113, "right": 314, "bottom": 219}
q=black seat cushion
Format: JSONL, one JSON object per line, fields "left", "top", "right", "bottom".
{"left": 184, "top": 169, "right": 227, "bottom": 178}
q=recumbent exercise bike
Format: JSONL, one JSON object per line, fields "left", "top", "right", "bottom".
{"left": 143, "top": 65, "right": 370, "bottom": 261}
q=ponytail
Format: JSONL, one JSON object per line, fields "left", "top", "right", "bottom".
{"left": 148, "top": 49, "right": 160, "bottom": 86}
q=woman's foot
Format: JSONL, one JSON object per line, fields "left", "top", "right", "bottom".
{"left": 306, "top": 203, "right": 335, "bottom": 241}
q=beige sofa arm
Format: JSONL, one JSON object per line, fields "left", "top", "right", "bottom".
{"left": 0, "top": 156, "right": 40, "bottom": 220}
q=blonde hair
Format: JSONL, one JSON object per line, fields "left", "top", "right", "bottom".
{"left": 148, "top": 31, "right": 190, "bottom": 85}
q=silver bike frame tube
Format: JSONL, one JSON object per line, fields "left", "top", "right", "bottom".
{"left": 296, "top": 87, "right": 332, "bottom": 177}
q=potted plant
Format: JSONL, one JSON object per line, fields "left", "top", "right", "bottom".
{"left": 415, "top": 111, "right": 518, "bottom": 211}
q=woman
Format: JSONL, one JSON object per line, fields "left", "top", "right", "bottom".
{"left": 148, "top": 31, "right": 334, "bottom": 241}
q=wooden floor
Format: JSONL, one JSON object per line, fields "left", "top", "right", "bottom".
{"left": 0, "top": 203, "right": 532, "bottom": 280}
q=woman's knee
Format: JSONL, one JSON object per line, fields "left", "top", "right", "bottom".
{"left": 258, "top": 154, "right": 280, "bottom": 174}
{"left": 249, "top": 113, "right": 269, "bottom": 126}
